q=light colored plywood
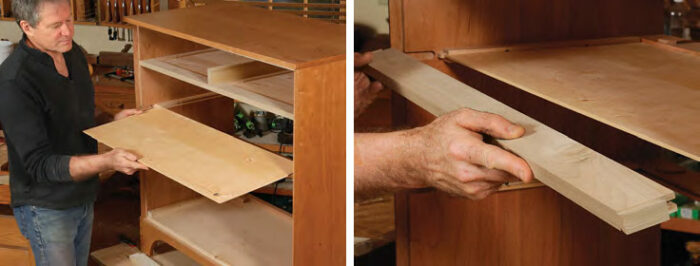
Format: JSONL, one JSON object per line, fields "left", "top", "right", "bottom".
{"left": 84, "top": 108, "right": 293, "bottom": 203}
{"left": 145, "top": 196, "right": 292, "bottom": 266}
{"left": 446, "top": 42, "right": 700, "bottom": 161}
{"left": 124, "top": 2, "right": 345, "bottom": 70}
{"left": 141, "top": 54, "right": 294, "bottom": 119}
{"left": 90, "top": 243, "right": 140, "bottom": 266}
{"left": 366, "top": 48, "right": 674, "bottom": 234}
{"left": 151, "top": 250, "right": 199, "bottom": 266}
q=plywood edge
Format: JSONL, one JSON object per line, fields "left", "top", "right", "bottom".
{"left": 441, "top": 36, "right": 641, "bottom": 57}
{"left": 366, "top": 48, "right": 675, "bottom": 234}
{"left": 140, "top": 57, "right": 294, "bottom": 119}
{"left": 153, "top": 92, "right": 222, "bottom": 109}
{"left": 442, "top": 36, "right": 641, "bottom": 57}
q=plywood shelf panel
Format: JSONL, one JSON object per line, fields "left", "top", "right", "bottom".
{"left": 140, "top": 49, "right": 294, "bottom": 119}
{"left": 145, "top": 196, "right": 292, "bottom": 266}
{"left": 124, "top": 2, "right": 345, "bottom": 70}
{"left": 84, "top": 107, "right": 293, "bottom": 204}
{"left": 367, "top": 48, "right": 675, "bottom": 234}
{"left": 446, "top": 41, "right": 700, "bottom": 161}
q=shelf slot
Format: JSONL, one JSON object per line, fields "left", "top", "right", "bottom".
{"left": 84, "top": 107, "right": 293, "bottom": 204}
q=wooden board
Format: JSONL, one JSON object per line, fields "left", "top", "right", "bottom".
{"left": 366, "top": 48, "right": 674, "bottom": 234}
{"left": 446, "top": 42, "right": 700, "bottom": 161}
{"left": 141, "top": 52, "right": 294, "bottom": 119}
{"left": 145, "top": 196, "right": 292, "bottom": 266}
{"left": 90, "top": 243, "right": 140, "bottom": 266}
{"left": 124, "top": 2, "right": 345, "bottom": 70}
{"left": 84, "top": 107, "right": 293, "bottom": 203}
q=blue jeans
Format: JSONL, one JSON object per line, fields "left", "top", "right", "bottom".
{"left": 13, "top": 203, "right": 94, "bottom": 266}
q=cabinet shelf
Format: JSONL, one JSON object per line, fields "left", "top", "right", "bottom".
{"left": 661, "top": 218, "right": 700, "bottom": 235}
{"left": 85, "top": 107, "right": 293, "bottom": 204}
{"left": 141, "top": 49, "right": 294, "bottom": 119}
{"left": 446, "top": 38, "right": 700, "bottom": 161}
{"left": 144, "top": 196, "right": 292, "bottom": 265}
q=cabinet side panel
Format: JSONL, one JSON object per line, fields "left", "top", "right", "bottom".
{"left": 293, "top": 59, "right": 346, "bottom": 266}
{"left": 400, "top": 0, "right": 663, "bottom": 53}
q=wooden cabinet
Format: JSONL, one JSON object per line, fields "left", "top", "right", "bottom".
{"left": 85, "top": 3, "right": 344, "bottom": 265}
{"left": 387, "top": 0, "right": 699, "bottom": 265}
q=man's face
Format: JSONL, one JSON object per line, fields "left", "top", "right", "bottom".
{"left": 22, "top": 1, "right": 74, "bottom": 53}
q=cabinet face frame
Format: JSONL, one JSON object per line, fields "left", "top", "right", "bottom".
{"left": 132, "top": 10, "right": 345, "bottom": 264}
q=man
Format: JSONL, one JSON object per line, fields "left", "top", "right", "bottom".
{"left": 354, "top": 52, "right": 534, "bottom": 200}
{"left": 0, "top": 0, "right": 148, "bottom": 265}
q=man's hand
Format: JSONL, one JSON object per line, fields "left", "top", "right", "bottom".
{"left": 103, "top": 148, "right": 149, "bottom": 175}
{"left": 354, "top": 52, "right": 383, "bottom": 119}
{"left": 69, "top": 148, "right": 149, "bottom": 181}
{"left": 403, "top": 108, "right": 533, "bottom": 199}
{"left": 114, "top": 109, "right": 143, "bottom": 121}
{"left": 355, "top": 108, "right": 533, "bottom": 200}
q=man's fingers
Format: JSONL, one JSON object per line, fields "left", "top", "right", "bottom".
{"left": 354, "top": 52, "right": 373, "bottom": 68}
{"left": 453, "top": 108, "right": 525, "bottom": 139}
{"left": 465, "top": 143, "right": 533, "bottom": 182}
{"left": 369, "top": 80, "right": 383, "bottom": 93}
{"left": 355, "top": 72, "right": 371, "bottom": 91}
{"left": 126, "top": 161, "right": 149, "bottom": 171}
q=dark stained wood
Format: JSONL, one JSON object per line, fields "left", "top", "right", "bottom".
{"left": 293, "top": 59, "right": 346, "bottom": 266}
{"left": 404, "top": 188, "right": 661, "bottom": 266}
{"left": 393, "top": 0, "right": 663, "bottom": 53}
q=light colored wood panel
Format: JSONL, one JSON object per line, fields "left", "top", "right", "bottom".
{"left": 151, "top": 48, "right": 285, "bottom": 84}
{"left": 399, "top": 0, "right": 662, "bottom": 53}
{"left": 90, "top": 243, "right": 140, "bottom": 266}
{"left": 207, "top": 60, "right": 284, "bottom": 85}
{"left": 0, "top": 247, "right": 31, "bottom": 266}
{"left": 84, "top": 108, "right": 293, "bottom": 203}
{"left": 293, "top": 59, "right": 345, "bottom": 265}
{"left": 366, "top": 49, "right": 674, "bottom": 234}
{"left": 141, "top": 56, "right": 294, "bottom": 119}
{"left": 151, "top": 250, "right": 199, "bottom": 266}
{"left": 447, "top": 42, "right": 700, "bottom": 161}
{"left": 145, "top": 196, "right": 292, "bottom": 266}
{"left": 125, "top": 2, "right": 345, "bottom": 70}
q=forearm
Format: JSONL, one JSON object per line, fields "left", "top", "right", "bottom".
{"left": 69, "top": 154, "right": 110, "bottom": 181}
{"left": 354, "top": 131, "right": 425, "bottom": 200}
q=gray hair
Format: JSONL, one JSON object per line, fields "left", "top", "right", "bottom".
{"left": 12, "top": 0, "right": 70, "bottom": 27}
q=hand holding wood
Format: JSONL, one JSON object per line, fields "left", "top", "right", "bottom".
{"left": 401, "top": 108, "right": 533, "bottom": 200}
